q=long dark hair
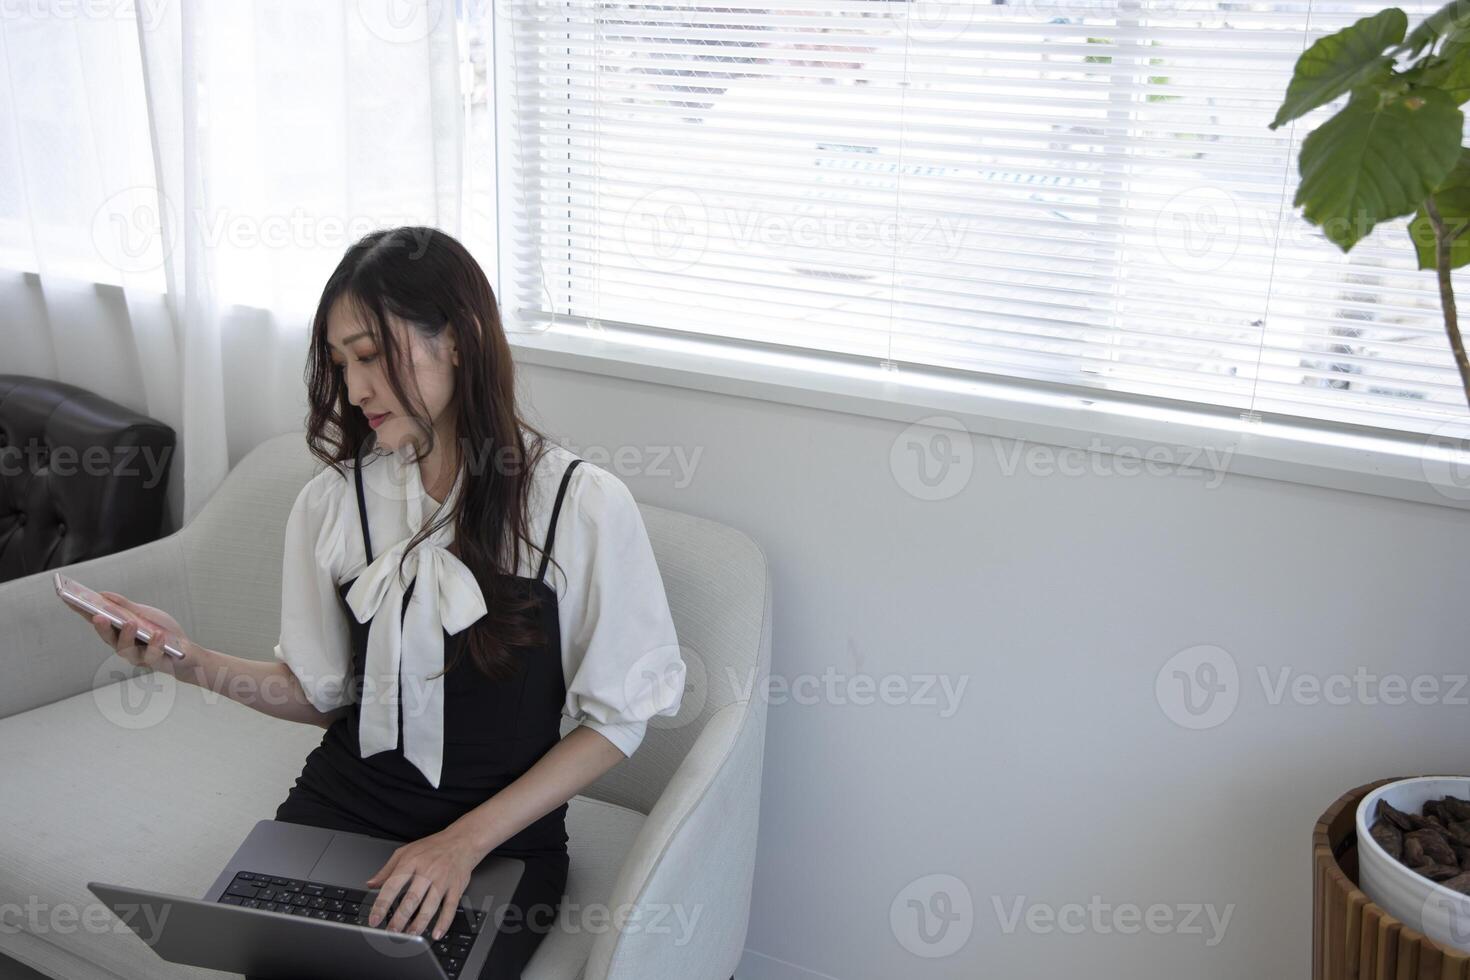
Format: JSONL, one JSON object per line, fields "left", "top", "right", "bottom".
{"left": 303, "top": 225, "right": 560, "bottom": 681}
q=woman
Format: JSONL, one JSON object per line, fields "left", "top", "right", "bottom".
{"left": 80, "top": 225, "right": 688, "bottom": 978}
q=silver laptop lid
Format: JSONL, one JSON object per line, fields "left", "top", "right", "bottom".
{"left": 87, "top": 880, "right": 451, "bottom": 980}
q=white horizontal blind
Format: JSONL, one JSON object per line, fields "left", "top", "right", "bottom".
{"left": 493, "top": 0, "right": 1470, "bottom": 437}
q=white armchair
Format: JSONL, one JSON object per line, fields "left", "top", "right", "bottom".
{"left": 0, "top": 432, "right": 772, "bottom": 980}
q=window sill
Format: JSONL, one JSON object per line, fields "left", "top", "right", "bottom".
{"left": 505, "top": 319, "right": 1470, "bottom": 513}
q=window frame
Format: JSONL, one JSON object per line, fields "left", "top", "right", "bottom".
{"left": 505, "top": 313, "right": 1470, "bottom": 510}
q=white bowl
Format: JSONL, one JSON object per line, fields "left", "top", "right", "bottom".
{"left": 1357, "top": 776, "right": 1470, "bottom": 952}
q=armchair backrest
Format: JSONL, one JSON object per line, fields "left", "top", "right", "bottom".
{"left": 176, "top": 433, "right": 320, "bottom": 668}
{"left": 570, "top": 505, "right": 771, "bottom": 814}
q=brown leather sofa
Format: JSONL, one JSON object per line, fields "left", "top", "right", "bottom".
{"left": 0, "top": 375, "right": 175, "bottom": 585}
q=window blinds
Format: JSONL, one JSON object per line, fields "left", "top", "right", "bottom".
{"left": 491, "top": 0, "right": 1470, "bottom": 437}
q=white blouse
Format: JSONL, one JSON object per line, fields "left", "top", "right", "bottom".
{"left": 272, "top": 437, "right": 687, "bottom": 789}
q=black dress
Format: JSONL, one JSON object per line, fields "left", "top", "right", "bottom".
{"left": 267, "top": 447, "right": 585, "bottom": 979}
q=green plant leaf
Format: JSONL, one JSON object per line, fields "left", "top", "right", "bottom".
{"left": 1403, "top": 0, "right": 1470, "bottom": 57}
{"left": 1294, "top": 88, "right": 1464, "bottom": 251}
{"left": 1421, "top": 40, "right": 1470, "bottom": 103}
{"left": 1270, "top": 8, "right": 1408, "bottom": 129}
{"left": 1409, "top": 148, "right": 1470, "bottom": 269}
{"left": 1348, "top": 64, "right": 1396, "bottom": 106}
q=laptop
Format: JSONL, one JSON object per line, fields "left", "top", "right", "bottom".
{"left": 87, "top": 818, "right": 525, "bottom": 980}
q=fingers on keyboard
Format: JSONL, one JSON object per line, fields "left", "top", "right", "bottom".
{"left": 218, "top": 870, "right": 486, "bottom": 976}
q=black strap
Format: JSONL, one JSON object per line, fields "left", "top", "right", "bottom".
{"left": 353, "top": 447, "right": 374, "bottom": 565}
{"left": 537, "top": 458, "right": 583, "bottom": 583}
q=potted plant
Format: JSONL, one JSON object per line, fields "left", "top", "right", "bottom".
{"left": 1272, "top": 0, "right": 1470, "bottom": 411}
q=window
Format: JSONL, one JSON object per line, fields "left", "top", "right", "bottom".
{"left": 476, "top": 0, "right": 1470, "bottom": 439}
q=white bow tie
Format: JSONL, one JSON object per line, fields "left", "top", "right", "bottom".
{"left": 343, "top": 452, "right": 483, "bottom": 789}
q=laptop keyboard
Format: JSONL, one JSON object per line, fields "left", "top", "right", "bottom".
{"left": 215, "top": 870, "right": 486, "bottom": 977}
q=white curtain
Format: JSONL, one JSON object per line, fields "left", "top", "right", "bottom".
{"left": 0, "top": 0, "right": 463, "bottom": 531}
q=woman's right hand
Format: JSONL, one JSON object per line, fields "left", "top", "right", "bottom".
{"left": 87, "top": 591, "right": 198, "bottom": 676}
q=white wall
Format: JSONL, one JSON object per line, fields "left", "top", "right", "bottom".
{"left": 516, "top": 359, "right": 1470, "bottom": 980}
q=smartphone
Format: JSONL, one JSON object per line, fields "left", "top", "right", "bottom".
{"left": 54, "top": 572, "right": 186, "bottom": 660}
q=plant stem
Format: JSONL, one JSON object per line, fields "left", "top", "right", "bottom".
{"left": 1425, "top": 197, "right": 1470, "bottom": 411}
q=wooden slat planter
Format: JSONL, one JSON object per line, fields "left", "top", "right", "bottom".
{"left": 1314, "top": 776, "right": 1470, "bottom": 980}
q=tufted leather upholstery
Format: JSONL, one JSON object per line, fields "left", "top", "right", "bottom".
{"left": 0, "top": 375, "right": 175, "bottom": 585}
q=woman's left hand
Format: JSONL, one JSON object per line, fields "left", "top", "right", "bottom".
{"left": 364, "top": 822, "right": 489, "bottom": 940}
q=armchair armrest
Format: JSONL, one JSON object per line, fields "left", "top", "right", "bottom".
{"left": 585, "top": 695, "right": 770, "bottom": 980}
{"left": 0, "top": 533, "right": 194, "bottom": 721}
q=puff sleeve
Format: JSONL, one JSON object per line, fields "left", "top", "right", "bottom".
{"left": 556, "top": 464, "right": 686, "bottom": 758}
{"left": 272, "top": 467, "right": 355, "bottom": 714}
